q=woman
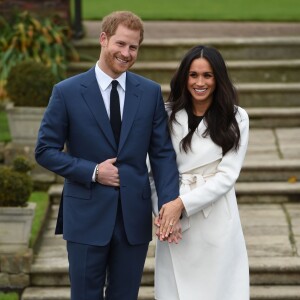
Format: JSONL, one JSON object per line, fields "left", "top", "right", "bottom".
{"left": 153, "top": 45, "right": 250, "bottom": 300}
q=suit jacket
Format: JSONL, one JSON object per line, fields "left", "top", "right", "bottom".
{"left": 35, "top": 67, "right": 179, "bottom": 246}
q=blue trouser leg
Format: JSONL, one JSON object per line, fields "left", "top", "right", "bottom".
{"left": 67, "top": 203, "right": 149, "bottom": 300}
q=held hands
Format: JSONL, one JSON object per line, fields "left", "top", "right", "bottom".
{"left": 156, "top": 197, "right": 184, "bottom": 240}
{"left": 96, "top": 158, "right": 120, "bottom": 186}
{"left": 154, "top": 216, "right": 182, "bottom": 243}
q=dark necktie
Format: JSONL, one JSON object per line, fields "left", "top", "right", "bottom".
{"left": 110, "top": 80, "right": 121, "bottom": 145}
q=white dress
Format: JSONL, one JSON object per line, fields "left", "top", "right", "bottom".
{"left": 152, "top": 106, "right": 250, "bottom": 300}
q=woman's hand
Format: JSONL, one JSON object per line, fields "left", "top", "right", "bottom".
{"left": 157, "top": 197, "right": 184, "bottom": 239}
{"left": 154, "top": 216, "right": 182, "bottom": 244}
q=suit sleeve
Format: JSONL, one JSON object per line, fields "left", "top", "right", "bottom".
{"left": 147, "top": 86, "right": 179, "bottom": 209}
{"left": 35, "top": 84, "right": 96, "bottom": 185}
{"left": 180, "top": 108, "right": 249, "bottom": 217}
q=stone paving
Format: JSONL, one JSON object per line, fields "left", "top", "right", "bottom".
{"left": 246, "top": 127, "right": 300, "bottom": 161}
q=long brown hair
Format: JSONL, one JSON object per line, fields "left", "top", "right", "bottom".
{"left": 167, "top": 45, "right": 240, "bottom": 155}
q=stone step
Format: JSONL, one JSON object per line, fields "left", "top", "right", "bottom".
{"left": 29, "top": 253, "right": 300, "bottom": 286}
{"left": 21, "top": 285, "right": 300, "bottom": 300}
{"left": 236, "top": 182, "right": 300, "bottom": 203}
{"left": 68, "top": 59, "right": 300, "bottom": 84}
{"left": 247, "top": 107, "right": 300, "bottom": 128}
{"left": 72, "top": 36, "right": 300, "bottom": 61}
{"left": 48, "top": 180, "right": 300, "bottom": 206}
{"left": 250, "top": 286, "right": 300, "bottom": 300}
{"left": 27, "top": 203, "right": 300, "bottom": 296}
{"left": 67, "top": 68, "right": 300, "bottom": 108}
{"left": 240, "top": 160, "right": 300, "bottom": 182}
{"left": 161, "top": 83, "right": 300, "bottom": 107}
{"left": 21, "top": 286, "right": 153, "bottom": 300}
{"left": 249, "top": 257, "right": 300, "bottom": 285}
{"left": 46, "top": 202, "right": 300, "bottom": 259}
{"left": 29, "top": 245, "right": 155, "bottom": 287}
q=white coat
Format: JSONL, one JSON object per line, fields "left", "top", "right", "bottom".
{"left": 152, "top": 106, "right": 250, "bottom": 300}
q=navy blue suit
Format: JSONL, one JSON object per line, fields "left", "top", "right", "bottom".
{"left": 35, "top": 67, "right": 179, "bottom": 299}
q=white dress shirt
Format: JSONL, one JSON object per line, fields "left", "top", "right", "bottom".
{"left": 95, "top": 62, "right": 126, "bottom": 120}
{"left": 92, "top": 62, "right": 127, "bottom": 181}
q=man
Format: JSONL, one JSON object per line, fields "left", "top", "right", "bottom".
{"left": 35, "top": 11, "right": 179, "bottom": 300}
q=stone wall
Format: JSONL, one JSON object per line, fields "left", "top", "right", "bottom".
{"left": 0, "top": 249, "right": 33, "bottom": 291}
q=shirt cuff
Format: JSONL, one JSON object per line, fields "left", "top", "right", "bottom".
{"left": 92, "top": 165, "right": 97, "bottom": 182}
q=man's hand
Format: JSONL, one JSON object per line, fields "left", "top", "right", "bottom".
{"left": 157, "top": 197, "right": 184, "bottom": 239}
{"left": 167, "top": 222, "right": 182, "bottom": 244}
{"left": 96, "top": 157, "right": 120, "bottom": 186}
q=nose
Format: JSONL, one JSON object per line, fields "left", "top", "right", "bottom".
{"left": 121, "top": 46, "right": 130, "bottom": 57}
{"left": 196, "top": 76, "right": 204, "bottom": 85}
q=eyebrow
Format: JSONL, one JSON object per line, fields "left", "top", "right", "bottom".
{"left": 115, "top": 39, "right": 139, "bottom": 47}
{"left": 189, "top": 70, "right": 214, "bottom": 74}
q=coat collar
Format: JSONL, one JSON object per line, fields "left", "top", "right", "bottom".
{"left": 172, "top": 109, "right": 223, "bottom": 173}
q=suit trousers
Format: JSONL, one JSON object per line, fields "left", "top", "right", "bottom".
{"left": 67, "top": 200, "right": 149, "bottom": 300}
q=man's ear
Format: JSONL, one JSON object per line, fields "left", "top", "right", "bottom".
{"left": 99, "top": 32, "right": 108, "bottom": 46}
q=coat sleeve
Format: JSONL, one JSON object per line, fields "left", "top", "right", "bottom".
{"left": 180, "top": 108, "right": 249, "bottom": 217}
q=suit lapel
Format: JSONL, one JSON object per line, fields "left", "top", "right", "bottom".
{"left": 118, "top": 73, "right": 141, "bottom": 154}
{"left": 80, "top": 68, "right": 116, "bottom": 149}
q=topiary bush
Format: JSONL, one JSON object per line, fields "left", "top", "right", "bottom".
{"left": 0, "top": 156, "right": 34, "bottom": 206}
{"left": 6, "top": 60, "right": 56, "bottom": 107}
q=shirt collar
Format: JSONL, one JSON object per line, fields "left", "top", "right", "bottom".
{"left": 95, "top": 62, "right": 126, "bottom": 92}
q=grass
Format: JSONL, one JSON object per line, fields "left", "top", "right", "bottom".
{"left": 0, "top": 109, "right": 11, "bottom": 143}
{"left": 81, "top": 0, "right": 300, "bottom": 21}
{"left": 0, "top": 293, "right": 19, "bottom": 300}
{"left": 29, "top": 191, "right": 49, "bottom": 247}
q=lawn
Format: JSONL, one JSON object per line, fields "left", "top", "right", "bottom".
{"left": 0, "top": 109, "right": 11, "bottom": 143}
{"left": 0, "top": 293, "right": 19, "bottom": 300}
{"left": 81, "top": 0, "right": 300, "bottom": 21}
{"left": 29, "top": 191, "right": 49, "bottom": 247}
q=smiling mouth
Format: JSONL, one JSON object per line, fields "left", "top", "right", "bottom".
{"left": 194, "top": 88, "right": 207, "bottom": 93}
{"left": 116, "top": 57, "right": 129, "bottom": 64}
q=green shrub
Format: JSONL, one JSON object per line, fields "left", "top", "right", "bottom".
{"left": 0, "top": 156, "right": 33, "bottom": 206}
{"left": 6, "top": 60, "right": 56, "bottom": 107}
{"left": 13, "top": 155, "right": 34, "bottom": 173}
{"left": 0, "top": 11, "right": 79, "bottom": 101}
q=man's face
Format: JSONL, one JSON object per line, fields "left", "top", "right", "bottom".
{"left": 99, "top": 24, "right": 140, "bottom": 78}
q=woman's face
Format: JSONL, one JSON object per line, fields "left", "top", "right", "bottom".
{"left": 187, "top": 57, "right": 216, "bottom": 113}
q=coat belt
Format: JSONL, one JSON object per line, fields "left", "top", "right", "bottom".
{"left": 180, "top": 173, "right": 215, "bottom": 218}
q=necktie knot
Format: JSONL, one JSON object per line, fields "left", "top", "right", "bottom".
{"left": 111, "top": 80, "right": 118, "bottom": 89}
